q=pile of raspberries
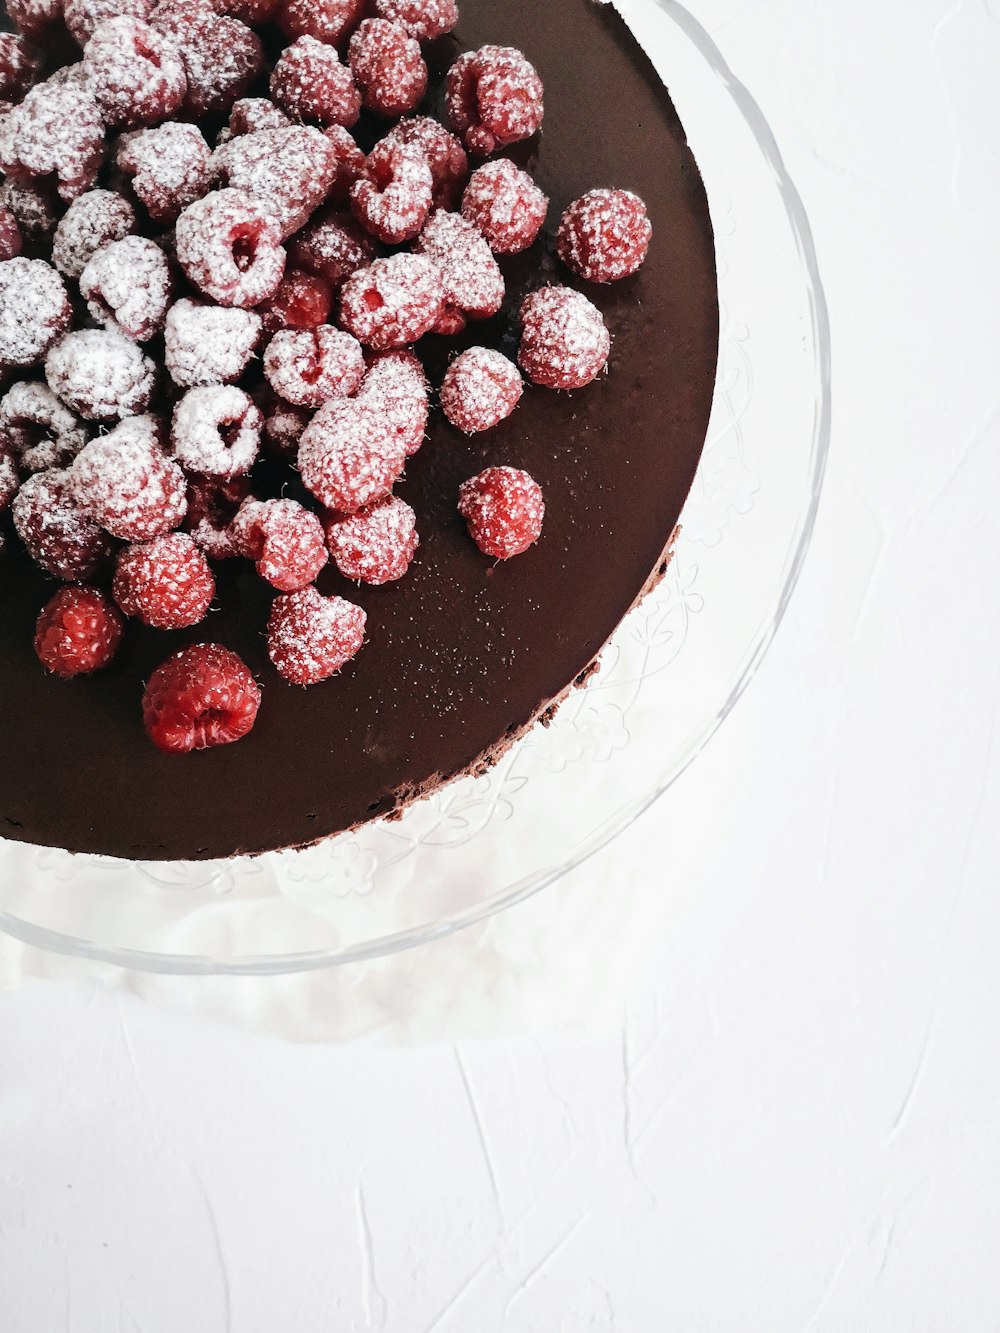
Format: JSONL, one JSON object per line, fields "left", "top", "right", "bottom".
{"left": 0, "top": 0, "right": 652, "bottom": 754}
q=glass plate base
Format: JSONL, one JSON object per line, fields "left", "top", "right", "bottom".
{"left": 0, "top": 0, "right": 830, "bottom": 975}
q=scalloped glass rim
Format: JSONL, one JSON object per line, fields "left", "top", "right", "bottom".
{"left": 0, "top": 0, "right": 831, "bottom": 975}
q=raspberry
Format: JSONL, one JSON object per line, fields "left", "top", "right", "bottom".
{"left": 228, "top": 98, "right": 291, "bottom": 137}
{"left": 5, "top": 0, "right": 62, "bottom": 40}
{"left": 147, "top": 0, "right": 211, "bottom": 33}
{"left": 348, "top": 18, "right": 426, "bottom": 118}
{"left": 0, "top": 34, "right": 41, "bottom": 104}
{"left": 445, "top": 46, "right": 544, "bottom": 156}
{"left": 34, "top": 585, "right": 125, "bottom": 678}
{"left": 164, "top": 298, "right": 261, "bottom": 388}
{"left": 383, "top": 116, "right": 467, "bottom": 210}
{"left": 83, "top": 17, "right": 187, "bottom": 128}
{"left": 339, "top": 253, "right": 444, "bottom": 352}
{"left": 79, "top": 236, "right": 172, "bottom": 341}
{"left": 350, "top": 138, "right": 432, "bottom": 245}
{"left": 326, "top": 495, "right": 417, "bottom": 585}
{"left": 557, "top": 188, "right": 652, "bottom": 284}
{"left": 258, "top": 268, "right": 333, "bottom": 335}
{"left": 356, "top": 350, "right": 427, "bottom": 456}
{"left": 113, "top": 530, "right": 215, "bottom": 628}
{"left": 46, "top": 328, "right": 156, "bottom": 421}
{"left": 52, "top": 189, "right": 136, "bottom": 278}
{"left": 0, "top": 442, "right": 20, "bottom": 509}
{"left": 263, "top": 325, "right": 364, "bottom": 408}
{"left": 64, "top": 0, "right": 152, "bottom": 45}
{"left": 0, "top": 258, "right": 70, "bottom": 367}
{"left": 518, "top": 285, "right": 610, "bottom": 390}
{"left": 70, "top": 415, "right": 188, "bottom": 541}
{"left": 440, "top": 347, "right": 522, "bottom": 435}
{"left": 0, "top": 82, "right": 104, "bottom": 201}
{"left": 213, "top": 0, "right": 277, "bottom": 23}
{"left": 267, "top": 584, "right": 365, "bottom": 686}
{"left": 458, "top": 465, "right": 544, "bottom": 559}
{"left": 288, "top": 208, "right": 373, "bottom": 289}
{"left": 322, "top": 124, "right": 366, "bottom": 202}
{"left": 175, "top": 188, "right": 286, "bottom": 308}
{"left": 142, "top": 642, "right": 261, "bottom": 753}
{"left": 261, "top": 398, "right": 309, "bottom": 458}
{"left": 182, "top": 474, "right": 248, "bottom": 558}
{"left": 231, "top": 496, "right": 327, "bottom": 592}
{"left": 0, "top": 178, "right": 58, "bottom": 242}
{"left": 0, "top": 208, "right": 22, "bottom": 262}
{"left": 270, "top": 36, "right": 361, "bottom": 129}
{"left": 152, "top": 5, "right": 263, "bottom": 119}
{"left": 415, "top": 209, "right": 504, "bottom": 333}
{"left": 298, "top": 397, "right": 405, "bottom": 513}
{"left": 276, "top": 0, "right": 365, "bottom": 49}
{"left": 171, "top": 384, "right": 262, "bottom": 478}
{"left": 211, "top": 126, "right": 338, "bottom": 242}
{"left": 461, "top": 158, "right": 548, "bottom": 255}
{"left": 373, "top": 0, "right": 456, "bottom": 41}
{"left": 116, "top": 122, "right": 211, "bottom": 223}
{"left": 38, "top": 62, "right": 90, "bottom": 90}
{"left": 12, "top": 467, "right": 116, "bottom": 579}
{"left": 0, "top": 380, "right": 86, "bottom": 471}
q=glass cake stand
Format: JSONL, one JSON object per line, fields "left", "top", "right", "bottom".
{"left": 0, "top": 0, "right": 831, "bottom": 976}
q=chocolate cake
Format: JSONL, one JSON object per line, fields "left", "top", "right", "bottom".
{"left": 0, "top": 0, "right": 719, "bottom": 860}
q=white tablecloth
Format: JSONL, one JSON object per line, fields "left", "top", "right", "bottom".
{"left": 2, "top": 0, "right": 999, "bottom": 1327}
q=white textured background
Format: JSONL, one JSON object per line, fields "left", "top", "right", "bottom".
{"left": 3, "top": 0, "right": 1000, "bottom": 1327}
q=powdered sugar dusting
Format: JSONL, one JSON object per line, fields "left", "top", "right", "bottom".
{"left": 64, "top": 0, "right": 153, "bottom": 45}
{"left": 326, "top": 493, "right": 418, "bottom": 584}
{"left": 113, "top": 530, "right": 215, "bottom": 629}
{"left": 228, "top": 97, "right": 292, "bottom": 136}
{"left": 231, "top": 495, "right": 327, "bottom": 591}
{"left": 0, "top": 81, "right": 104, "bottom": 201}
{"left": 0, "top": 380, "right": 87, "bottom": 471}
{"left": 289, "top": 208, "right": 373, "bottom": 289}
{"left": 350, "top": 138, "right": 432, "bottom": 245}
{"left": 83, "top": 16, "right": 187, "bottom": 128}
{"left": 384, "top": 115, "right": 468, "bottom": 210}
{"left": 357, "top": 349, "right": 428, "bottom": 455}
{"left": 270, "top": 34, "right": 361, "bottom": 128}
{"left": 461, "top": 157, "right": 548, "bottom": 254}
{"left": 171, "top": 383, "right": 262, "bottom": 477}
{"left": 0, "top": 444, "right": 20, "bottom": 509}
{"left": 298, "top": 397, "right": 406, "bottom": 512}
{"left": 445, "top": 45, "right": 544, "bottom": 156}
{"left": 211, "top": 126, "right": 338, "bottom": 241}
{"left": 45, "top": 327, "right": 156, "bottom": 420}
{"left": 155, "top": 6, "right": 263, "bottom": 119}
{"left": 79, "top": 236, "right": 172, "bottom": 341}
{"left": 374, "top": 0, "right": 457, "bottom": 41}
{"left": 52, "top": 190, "right": 136, "bottom": 278}
{"left": 174, "top": 187, "right": 286, "bottom": 308}
{"left": 518, "top": 285, "right": 611, "bottom": 390}
{"left": 116, "top": 122, "right": 211, "bottom": 223}
{"left": 263, "top": 325, "right": 364, "bottom": 408}
{"left": 266, "top": 584, "right": 366, "bottom": 685}
{"left": 415, "top": 209, "right": 505, "bottom": 331}
{"left": 70, "top": 414, "right": 188, "bottom": 541}
{"left": 348, "top": 17, "right": 427, "bottom": 118}
{"left": 440, "top": 346, "right": 523, "bottom": 435}
{"left": 458, "top": 465, "right": 545, "bottom": 559}
{"left": 0, "top": 257, "right": 70, "bottom": 367}
{"left": 339, "top": 252, "right": 444, "bottom": 351}
{"left": 556, "top": 187, "right": 652, "bottom": 283}
{"left": 12, "top": 466, "right": 115, "bottom": 579}
{"left": 164, "top": 298, "right": 262, "bottom": 388}
{"left": 0, "top": 178, "right": 58, "bottom": 241}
